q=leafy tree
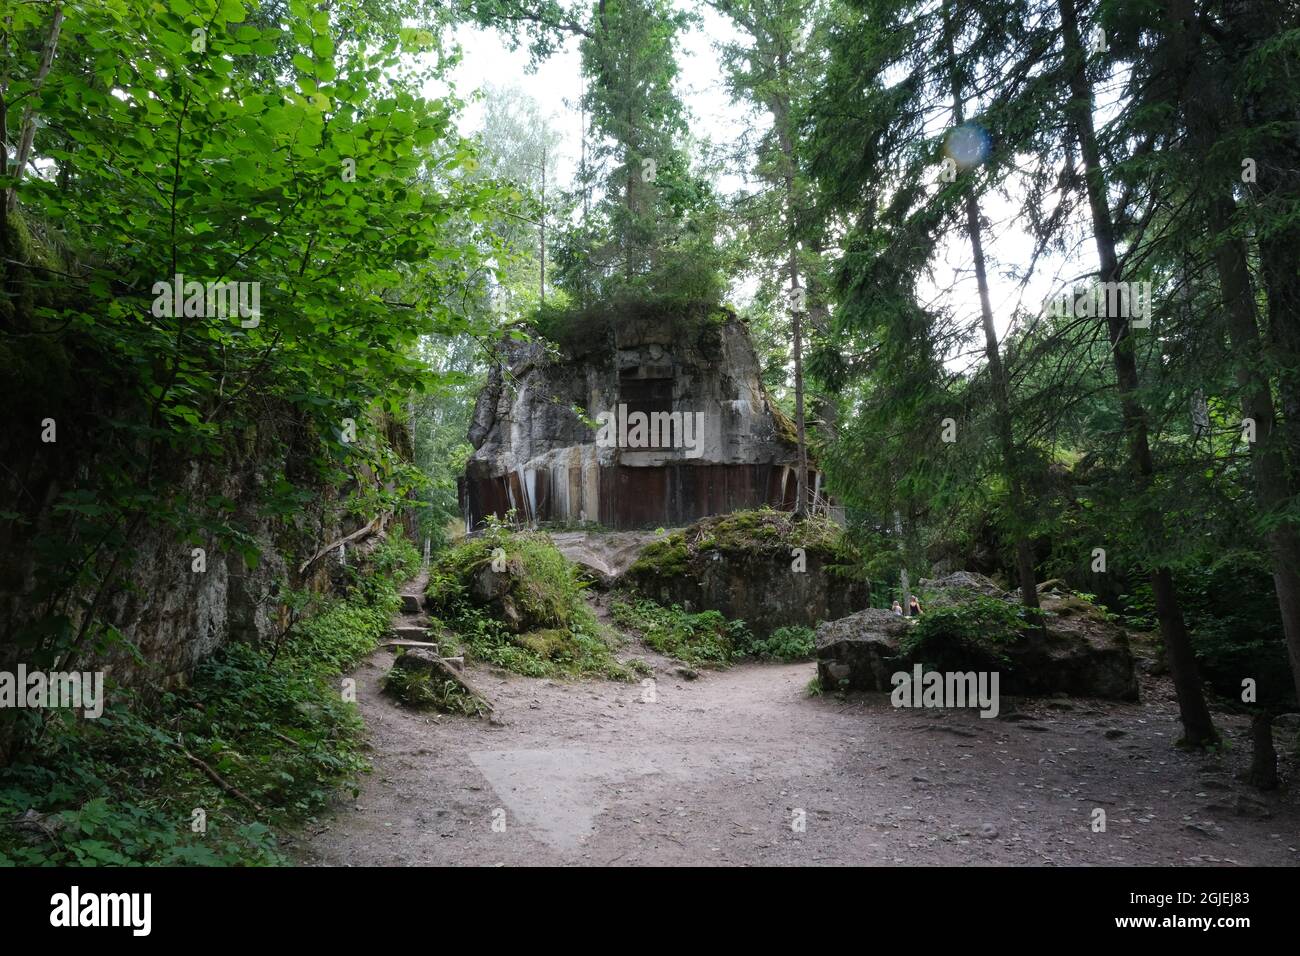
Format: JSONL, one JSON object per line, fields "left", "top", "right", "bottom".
{"left": 558, "top": 0, "right": 724, "bottom": 305}
{"left": 713, "top": 0, "right": 832, "bottom": 514}
{"left": 0, "top": 0, "right": 509, "bottom": 680}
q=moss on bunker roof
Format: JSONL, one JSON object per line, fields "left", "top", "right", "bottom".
{"left": 628, "top": 508, "right": 856, "bottom": 579}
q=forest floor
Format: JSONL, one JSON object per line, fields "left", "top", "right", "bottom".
{"left": 295, "top": 587, "right": 1300, "bottom": 867}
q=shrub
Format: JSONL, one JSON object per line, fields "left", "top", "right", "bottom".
{"left": 0, "top": 533, "right": 418, "bottom": 866}
{"left": 742, "top": 625, "right": 817, "bottom": 661}
{"left": 900, "top": 596, "right": 1028, "bottom": 672}
{"left": 609, "top": 597, "right": 750, "bottom": 666}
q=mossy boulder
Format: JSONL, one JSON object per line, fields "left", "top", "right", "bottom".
{"left": 623, "top": 508, "right": 871, "bottom": 638}
{"left": 429, "top": 528, "right": 593, "bottom": 635}
{"left": 815, "top": 574, "right": 1139, "bottom": 700}
{"left": 514, "top": 628, "right": 573, "bottom": 659}
{"left": 425, "top": 526, "right": 629, "bottom": 680}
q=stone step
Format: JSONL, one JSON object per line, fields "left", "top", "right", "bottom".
{"left": 400, "top": 593, "right": 423, "bottom": 615}
{"left": 391, "top": 625, "right": 429, "bottom": 641}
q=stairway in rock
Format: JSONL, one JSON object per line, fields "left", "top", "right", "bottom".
{"left": 391, "top": 569, "right": 431, "bottom": 643}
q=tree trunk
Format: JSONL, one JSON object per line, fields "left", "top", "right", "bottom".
{"left": 944, "top": 2, "right": 1038, "bottom": 610}
{"left": 1, "top": 88, "right": 9, "bottom": 261}
{"left": 964, "top": 191, "right": 1039, "bottom": 611}
{"left": 7, "top": 6, "right": 64, "bottom": 211}
{"left": 1248, "top": 712, "right": 1279, "bottom": 791}
{"left": 792, "top": 289, "right": 808, "bottom": 516}
{"left": 539, "top": 143, "right": 546, "bottom": 307}
{"left": 1221, "top": 1, "right": 1300, "bottom": 492}
{"left": 1159, "top": 0, "right": 1300, "bottom": 707}
{"left": 1059, "top": 0, "right": 1216, "bottom": 745}
{"left": 772, "top": 48, "right": 809, "bottom": 518}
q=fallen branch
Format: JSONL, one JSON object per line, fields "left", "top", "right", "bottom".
{"left": 269, "top": 729, "right": 304, "bottom": 750}
{"left": 175, "top": 736, "right": 266, "bottom": 815}
{"left": 298, "top": 513, "right": 387, "bottom": 575}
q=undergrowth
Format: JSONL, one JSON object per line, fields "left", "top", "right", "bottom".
{"left": 746, "top": 625, "right": 817, "bottom": 661}
{"left": 609, "top": 597, "right": 750, "bottom": 666}
{"left": 899, "top": 596, "right": 1028, "bottom": 671}
{"left": 427, "top": 519, "right": 630, "bottom": 681}
{"left": 382, "top": 659, "right": 487, "bottom": 717}
{"left": 609, "top": 600, "right": 819, "bottom": 666}
{"left": 0, "top": 535, "right": 419, "bottom": 866}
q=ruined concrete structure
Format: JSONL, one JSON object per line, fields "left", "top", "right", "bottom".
{"left": 461, "top": 307, "right": 820, "bottom": 530}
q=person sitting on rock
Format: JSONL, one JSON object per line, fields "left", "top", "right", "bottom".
{"left": 891, "top": 600, "right": 903, "bottom": 616}
{"left": 907, "top": 596, "right": 923, "bottom": 617}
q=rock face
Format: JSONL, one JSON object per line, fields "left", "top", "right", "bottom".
{"left": 548, "top": 529, "right": 662, "bottom": 586}
{"left": 623, "top": 510, "right": 871, "bottom": 638}
{"left": 0, "top": 398, "right": 396, "bottom": 763}
{"left": 460, "top": 305, "right": 820, "bottom": 530}
{"left": 815, "top": 575, "right": 1139, "bottom": 700}
{"left": 918, "top": 570, "right": 1009, "bottom": 601}
{"left": 815, "top": 610, "right": 913, "bottom": 691}
{"left": 2, "top": 406, "right": 351, "bottom": 680}
{"left": 999, "top": 597, "right": 1141, "bottom": 700}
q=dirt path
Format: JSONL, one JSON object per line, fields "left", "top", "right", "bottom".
{"left": 295, "top": 590, "right": 1300, "bottom": 866}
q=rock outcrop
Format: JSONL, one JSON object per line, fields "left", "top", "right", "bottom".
{"left": 548, "top": 530, "right": 662, "bottom": 586}
{"left": 460, "top": 304, "right": 820, "bottom": 530}
{"left": 623, "top": 509, "right": 871, "bottom": 638}
{"left": 815, "top": 609, "right": 913, "bottom": 691}
{"left": 815, "top": 574, "right": 1139, "bottom": 700}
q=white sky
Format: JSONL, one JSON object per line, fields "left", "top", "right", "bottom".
{"left": 438, "top": 7, "right": 750, "bottom": 185}
{"left": 429, "top": 6, "right": 1087, "bottom": 366}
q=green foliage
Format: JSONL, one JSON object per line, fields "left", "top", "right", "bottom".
{"left": 900, "top": 596, "right": 1028, "bottom": 672}
{"left": 899, "top": 598, "right": 1029, "bottom": 671}
{"left": 382, "top": 659, "right": 488, "bottom": 716}
{"left": 427, "top": 521, "right": 630, "bottom": 680}
{"left": 368, "top": 535, "right": 422, "bottom": 585}
{"left": 532, "top": 298, "right": 732, "bottom": 359}
{"left": 1134, "top": 562, "right": 1297, "bottom": 709}
{"left": 743, "top": 625, "right": 817, "bottom": 661}
{"left": 0, "top": 538, "right": 417, "bottom": 866}
{"left": 1, "top": 0, "right": 509, "bottom": 673}
{"left": 429, "top": 519, "right": 588, "bottom": 627}
{"left": 553, "top": 0, "right": 726, "bottom": 307}
{"left": 609, "top": 597, "right": 751, "bottom": 666}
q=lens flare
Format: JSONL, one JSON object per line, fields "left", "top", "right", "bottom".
{"left": 945, "top": 124, "right": 990, "bottom": 170}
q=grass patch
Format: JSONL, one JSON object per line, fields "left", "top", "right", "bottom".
{"left": 610, "top": 598, "right": 817, "bottom": 665}
{"left": 0, "top": 535, "right": 419, "bottom": 866}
